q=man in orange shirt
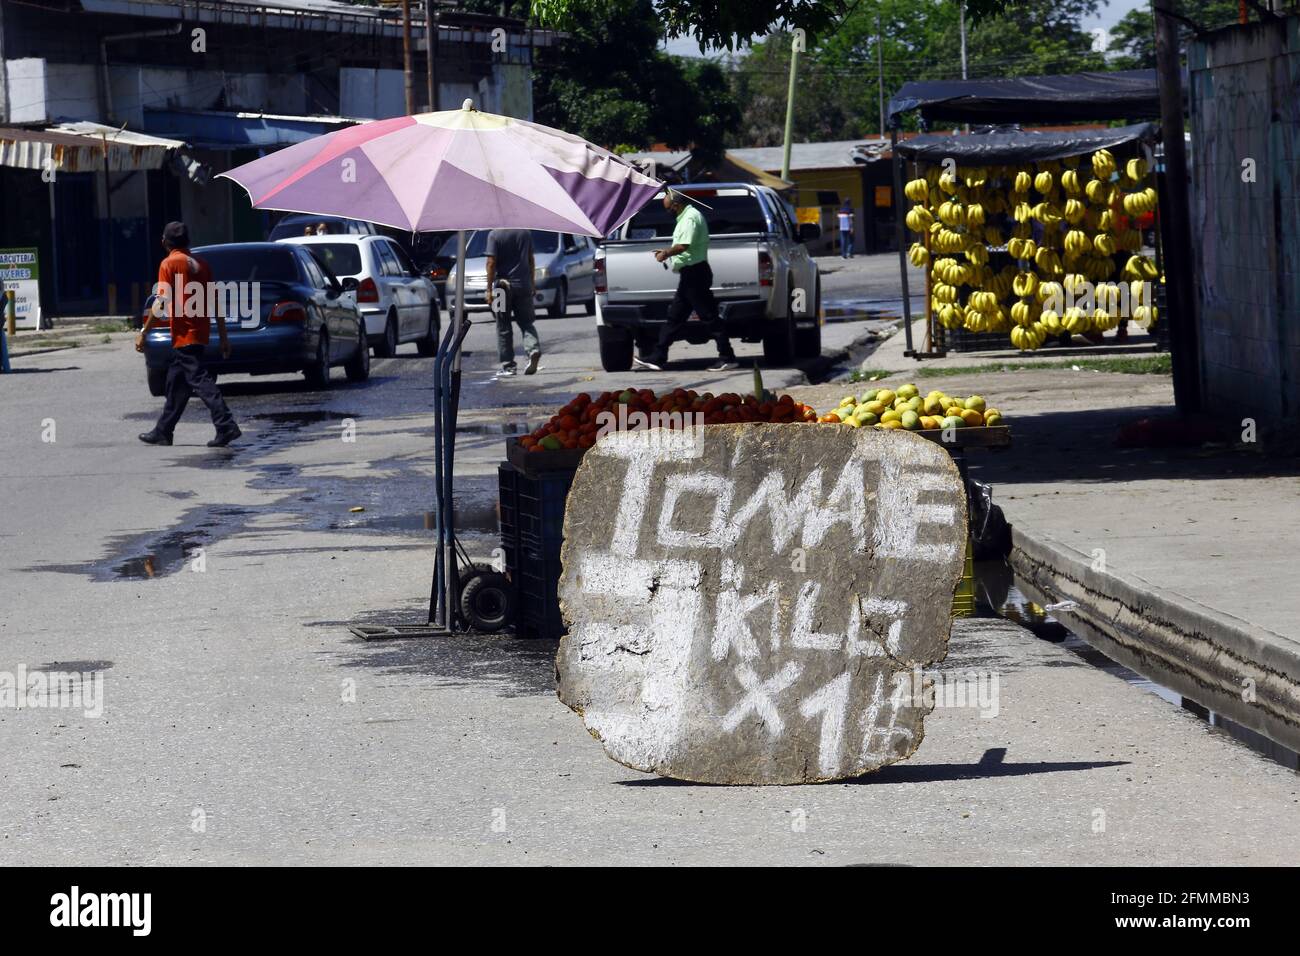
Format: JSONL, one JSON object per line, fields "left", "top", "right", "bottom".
{"left": 135, "top": 222, "right": 240, "bottom": 446}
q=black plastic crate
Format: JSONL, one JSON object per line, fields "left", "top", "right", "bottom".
{"left": 498, "top": 462, "right": 575, "bottom": 640}
{"left": 941, "top": 326, "right": 1013, "bottom": 353}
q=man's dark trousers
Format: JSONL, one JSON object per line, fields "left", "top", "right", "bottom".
{"left": 648, "top": 261, "right": 735, "bottom": 364}
{"left": 154, "top": 344, "right": 236, "bottom": 438}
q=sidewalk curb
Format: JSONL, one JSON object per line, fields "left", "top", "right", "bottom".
{"left": 1008, "top": 525, "right": 1300, "bottom": 753}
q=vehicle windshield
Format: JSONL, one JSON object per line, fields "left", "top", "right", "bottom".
{"left": 195, "top": 246, "right": 300, "bottom": 283}
{"left": 269, "top": 216, "right": 353, "bottom": 241}
{"left": 301, "top": 243, "right": 363, "bottom": 277}
{"left": 442, "top": 230, "right": 562, "bottom": 259}
{"left": 624, "top": 189, "right": 769, "bottom": 238}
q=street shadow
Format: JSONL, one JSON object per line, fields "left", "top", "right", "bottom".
{"left": 1, "top": 365, "right": 81, "bottom": 374}
{"left": 613, "top": 748, "right": 1130, "bottom": 787}
{"left": 968, "top": 403, "right": 1300, "bottom": 489}
{"left": 316, "top": 606, "right": 561, "bottom": 699}
{"left": 216, "top": 374, "right": 399, "bottom": 398}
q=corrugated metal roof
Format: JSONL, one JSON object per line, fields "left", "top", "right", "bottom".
{"left": 727, "top": 139, "right": 890, "bottom": 172}
{"left": 0, "top": 122, "right": 183, "bottom": 172}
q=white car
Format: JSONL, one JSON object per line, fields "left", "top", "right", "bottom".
{"left": 443, "top": 230, "right": 598, "bottom": 316}
{"left": 280, "top": 234, "right": 440, "bottom": 356}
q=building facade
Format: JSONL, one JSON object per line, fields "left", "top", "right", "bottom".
{"left": 0, "top": 0, "right": 547, "bottom": 317}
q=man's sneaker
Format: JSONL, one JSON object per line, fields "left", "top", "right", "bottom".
{"left": 497, "top": 365, "right": 517, "bottom": 377}
{"left": 138, "top": 431, "right": 172, "bottom": 446}
{"left": 524, "top": 350, "right": 541, "bottom": 375}
{"left": 207, "top": 425, "right": 242, "bottom": 448}
{"left": 708, "top": 358, "right": 740, "bottom": 372}
{"left": 632, "top": 355, "right": 663, "bottom": 371}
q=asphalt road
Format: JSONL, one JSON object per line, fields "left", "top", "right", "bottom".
{"left": 2, "top": 259, "right": 1298, "bottom": 865}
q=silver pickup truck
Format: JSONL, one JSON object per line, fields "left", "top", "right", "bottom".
{"left": 594, "top": 183, "right": 822, "bottom": 371}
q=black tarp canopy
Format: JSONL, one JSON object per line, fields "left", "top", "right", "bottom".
{"left": 894, "top": 122, "right": 1158, "bottom": 164}
{"left": 887, "top": 70, "right": 1160, "bottom": 127}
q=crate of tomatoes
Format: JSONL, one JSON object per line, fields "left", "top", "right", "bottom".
{"left": 509, "top": 387, "right": 820, "bottom": 473}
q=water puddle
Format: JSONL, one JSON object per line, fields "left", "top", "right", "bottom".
{"left": 975, "top": 559, "right": 1300, "bottom": 771}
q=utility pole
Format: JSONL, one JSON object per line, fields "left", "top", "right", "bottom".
{"left": 876, "top": 13, "right": 886, "bottom": 137}
{"left": 780, "top": 30, "right": 803, "bottom": 181}
{"left": 959, "top": 1, "right": 967, "bottom": 80}
{"left": 402, "top": 0, "right": 415, "bottom": 115}
{"left": 426, "top": 2, "right": 439, "bottom": 111}
{"left": 959, "top": 1, "right": 969, "bottom": 132}
{"left": 1153, "top": 0, "right": 1201, "bottom": 412}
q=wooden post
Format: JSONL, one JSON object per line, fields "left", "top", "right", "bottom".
{"left": 1153, "top": 0, "right": 1202, "bottom": 412}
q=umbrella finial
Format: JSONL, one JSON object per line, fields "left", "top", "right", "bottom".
{"left": 462, "top": 98, "right": 474, "bottom": 111}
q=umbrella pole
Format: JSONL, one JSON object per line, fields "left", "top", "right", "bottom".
{"left": 443, "top": 228, "right": 468, "bottom": 631}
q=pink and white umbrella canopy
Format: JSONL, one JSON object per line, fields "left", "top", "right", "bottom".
{"left": 219, "top": 101, "right": 662, "bottom": 238}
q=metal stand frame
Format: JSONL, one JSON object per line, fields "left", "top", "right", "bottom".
{"left": 351, "top": 230, "right": 474, "bottom": 641}
{"left": 891, "top": 127, "right": 946, "bottom": 361}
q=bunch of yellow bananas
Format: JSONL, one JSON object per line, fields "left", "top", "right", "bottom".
{"left": 1092, "top": 148, "right": 1116, "bottom": 179}
{"left": 1032, "top": 202, "right": 1063, "bottom": 225}
{"left": 966, "top": 242, "right": 989, "bottom": 266}
{"left": 1123, "top": 254, "right": 1159, "bottom": 280}
{"left": 1122, "top": 187, "right": 1158, "bottom": 216}
{"left": 932, "top": 228, "right": 967, "bottom": 253}
{"left": 933, "top": 258, "right": 971, "bottom": 285}
{"left": 1064, "top": 229, "right": 1092, "bottom": 255}
{"left": 1063, "top": 199, "right": 1086, "bottom": 224}
{"left": 1007, "top": 237, "right": 1038, "bottom": 260}
{"left": 1126, "top": 158, "right": 1148, "bottom": 180}
{"left": 904, "top": 178, "right": 929, "bottom": 202}
{"left": 1012, "top": 271, "right": 1038, "bottom": 297}
{"left": 932, "top": 281, "right": 959, "bottom": 304}
{"left": 1092, "top": 232, "right": 1116, "bottom": 256}
{"left": 1034, "top": 170, "right": 1054, "bottom": 194}
{"left": 966, "top": 203, "right": 986, "bottom": 227}
{"left": 938, "top": 171, "right": 959, "bottom": 194}
{"left": 968, "top": 290, "right": 1000, "bottom": 314}
{"left": 1034, "top": 247, "right": 1063, "bottom": 275}
{"left": 1014, "top": 170, "right": 1032, "bottom": 193}
{"left": 1062, "top": 307, "right": 1091, "bottom": 334}
{"left": 1036, "top": 280, "right": 1064, "bottom": 307}
{"left": 938, "top": 304, "right": 964, "bottom": 329}
{"left": 1132, "top": 304, "right": 1158, "bottom": 329}
{"left": 1010, "top": 322, "right": 1048, "bottom": 350}
{"left": 905, "top": 206, "right": 933, "bottom": 233}
{"left": 1010, "top": 299, "right": 1037, "bottom": 326}
{"left": 1060, "top": 169, "right": 1082, "bottom": 195}
{"left": 908, "top": 242, "right": 929, "bottom": 268}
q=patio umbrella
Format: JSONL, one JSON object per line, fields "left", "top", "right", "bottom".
{"left": 220, "top": 100, "right": 663, "bottom": 633}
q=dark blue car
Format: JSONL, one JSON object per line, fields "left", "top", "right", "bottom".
{"left": 142, "top": 242, "right": 369, "bottom": 396}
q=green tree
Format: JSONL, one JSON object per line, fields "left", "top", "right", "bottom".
{"left": 1107, "top": 1, "right": 1244, "bottom": 70}
{"left": 730, "top": 0, "right": 1108, "bottom": 142}
{"left": 531, "top": 0, "right": 740, "bottom": 163}
{"left": 533, "top": 0, "right": 852, "bottom": 49}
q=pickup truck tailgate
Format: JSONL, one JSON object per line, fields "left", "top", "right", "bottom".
{"left": 603, "top": 235, "right": 764, "bottom": 302}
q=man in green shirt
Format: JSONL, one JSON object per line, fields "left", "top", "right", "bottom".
{"left": 634, "top": 189, "right": 738, "bottom": 372}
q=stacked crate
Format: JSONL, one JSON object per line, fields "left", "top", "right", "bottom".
{"left": 498, "top": 462, "right": 576, "bottom": 639}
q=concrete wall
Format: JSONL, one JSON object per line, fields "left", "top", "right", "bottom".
{"left": 339, "top": 67, "right": 405, "bottom": 120}
{"left": 5, "top": 58, "right": 98, "bottom": 124}
{"left": 1189, "top": 17, "right": 1300, "bottom": 425}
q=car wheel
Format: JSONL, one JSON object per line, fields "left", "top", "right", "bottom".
{"left": 584, "top": 297, "right": 596, "bottom": 316}
{"left": 303, "top": 330, "right": 331, "bottom": 388}
{"left": 547, "top": 281, "right": 567, "bottom": 318}
{"left": 344, "top": 324, "right": 371, "bottom": 382}
{"left": 762, "top": 317, "right": 794, "bottom": 365}
{"left": 147, "top": 366, "right": 167, "bottom": 397}
{"left": 597, "top": 325, "right": 633, "bottom": 372}
{"left": 374, "top": 310, "right": 398, "bottom": 357}
{"left": 416, "top": 305, "right": 439, "bottom": 357}
{"left": 459, "top": 571, "right": 514, "bottom": 633}
{"left": 792, "top": 279, "right": 822, "bottom": 359}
